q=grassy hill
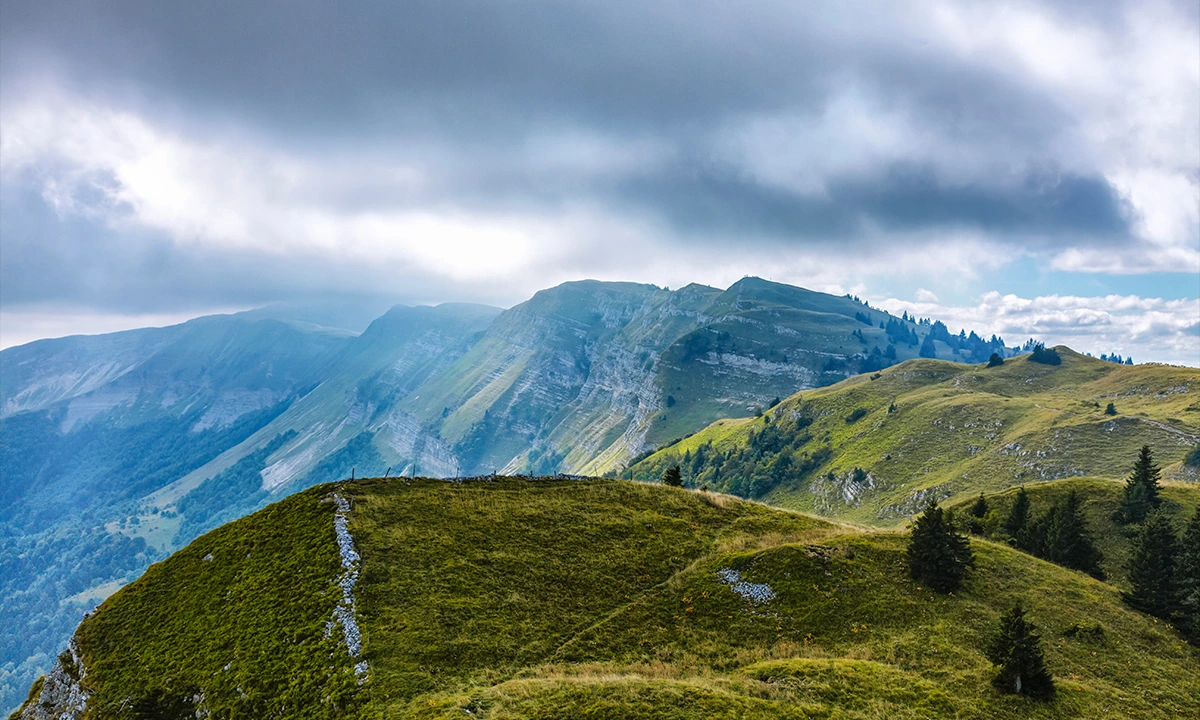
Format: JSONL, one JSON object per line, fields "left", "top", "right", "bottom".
{"left": 14, "top": 477, "right": 1200, "bottom": 719}
{"left": 631, "top": 348, "right": 1200, "bottom": 525}
{"left": 946, "top": 477, "right": 1200, "bottom": 588}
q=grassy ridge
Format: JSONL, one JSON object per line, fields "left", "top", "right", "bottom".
{"left": 633, "top": 349, "right": 1199, "bottom": 525}
{"left": 56, "top": 488, "right": 362, "bottom": 718}
{"left": 18, "top": 477, "right": 1198, "bottom": 718}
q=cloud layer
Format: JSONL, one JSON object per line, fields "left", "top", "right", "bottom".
{"left": 1, "top": 0, "right": 1196, "bottom": 361}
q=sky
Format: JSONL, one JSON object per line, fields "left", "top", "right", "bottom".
{"left": 1, "top": 0, "right": 1197, "bottom": 364}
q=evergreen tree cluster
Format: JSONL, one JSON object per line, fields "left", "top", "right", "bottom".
{"left": 883, "top": 316, "right": 919, "bottom": 346}
{"left": 925, "top": 321, "right": 1008, "bottom": 362}
{"left": 907, "top": 503, "right": 974, "bottom": 593}
{"left": 999, "top": 487, "right": 1106, "bottom": 579}
{"left": 1027, "top": 343, "right": 1062, "bottom": 365}
{"left": 1123, "top": 507, "right": 1200, "bottom": 643}
{"left": 1098, "top": 352, "right": 1133, "bottom": 365}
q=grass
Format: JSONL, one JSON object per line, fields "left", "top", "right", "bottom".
{"left": 634, "top": 348, "right": 1200, "bottom": 525}
{"left": 18, "top": 476, "right": 1199, "bottom": 719}
{"left": 61, "top": 487, "right": 364, "bottom": 718}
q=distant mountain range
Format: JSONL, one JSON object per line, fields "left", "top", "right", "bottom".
{"left": 1, "top": 276, "right": 1015, "bottom": 711}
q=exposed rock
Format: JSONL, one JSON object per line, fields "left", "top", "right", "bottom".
{"left": 17, "top": 641, "right": 89, "bottom": 720}
{"left": 717, "top": 568, "right": 775, "bottom": 604}
{"left": 326, "top": 492, "right": 368, "bottom": 683}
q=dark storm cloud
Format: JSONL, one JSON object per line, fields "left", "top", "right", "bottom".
{"left": 1, "top": 0, "right": 1195, "bottom": 319}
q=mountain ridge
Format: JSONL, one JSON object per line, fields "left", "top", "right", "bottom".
{"left": 0, "top": 276, "right": 1022, "bottom": 712}
{"left": 13, "top": 476, "right": 1200, "bottom": 718}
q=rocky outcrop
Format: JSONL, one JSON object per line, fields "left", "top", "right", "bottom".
{"left": 16, "top": 641, "right": 89, "bottom": 720}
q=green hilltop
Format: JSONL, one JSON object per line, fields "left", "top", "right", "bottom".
{"left": 14, "top": 476, "right": 1200, "bottom": 719}
{"left": 631, "top": 347, "right": 1199, "bottom": 524}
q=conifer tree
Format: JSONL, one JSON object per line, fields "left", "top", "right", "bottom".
{"left": 967, "top": 493, "right": 989, "bottom": 534}
{"left": 970, "top": 493, "right": 989, "bottom": 518}
{"left": 1176, "top": 508, "right": 1200, "bottom": 640}
{"left": 1123, "top": 510, "right": 1179, "bottom": 620}
{"left": 662, "top": 464, "right": 683, "bottom": 487}
{"left": 987, "top": 352, "right": 1004, "bottom": 367}
{"left": 1040, "top": 491, "right": 1106, "bottom": 580}
{"left": 907, "top": 503, "right": 974, "bottom": 593}
{"left": 1115, "top": 446, "right": 1162, "bottom": 524}
{"left": 1001, "top": 487, "right": 1031, "bottom": 544}
{"left": 986, "top": 603, "right": 1055, "bottom": 699}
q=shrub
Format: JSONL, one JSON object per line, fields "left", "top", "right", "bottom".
{"left": 845, "top": 408, "right": 868, "bottom": 424}
{"left": 1104, "top": 402, "right": 1117, "bottom": 416}
{"left": 987, "top": 353, "right": 1004, "bottom": 367}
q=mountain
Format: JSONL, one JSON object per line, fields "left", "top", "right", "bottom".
{"left": 163, "top": 278, "right": 1008, "bottom": 503}
{"left": 631, "top": 348, "right": 1200, "bottom": 523}
{"left": 0, "top": 314, "right": 355, "bottom": 710}
{"left": 0, "top": 277, "right": 1013, "bottom": 711}
{"left": 13, "top": 477, "right": 1200, "bottom": 718}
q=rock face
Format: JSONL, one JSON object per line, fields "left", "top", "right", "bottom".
{"left": 16, "top": 641, "right": 89, "bottom": 720}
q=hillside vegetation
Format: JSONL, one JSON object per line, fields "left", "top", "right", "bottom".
{"left": 946, "top": 477, "right": 1200, "bottom": 588}
{"left": 632, "top": 348, "right": 1199, "bottom": 525}
{"left": 15, "top": 477, "right": 1200, "bottom": 719}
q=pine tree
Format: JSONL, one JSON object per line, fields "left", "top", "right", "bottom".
{"left": 1123, "top": 510, "right": 1179, "bottom": 620}
{"left": 1001, "top": 487, "right": 1031, "bottom": 544}
{"left": 966, "top": 493, "right": 989, "bottom": 534}
{"left": 1040, "top": 491, "right": 1106, "bottom": 580}
{"left": 970, "top": 493, "right": 989, "bottom": 518}
{"left": 662, "top": 465, "right": 683, "bottom": 487}
{"left": 1176, "top": 508, "right": 1200, "bottom": 641}
{"left": 907, "top": 503, "right": 974, "bottom": 593}
{"left": 986, "top": 603, "right": 1055, "bottom": 699}
{"left": 1115, "top": 446, "right": 1162, "bottom": 524}
{"left": 987, "top": 352, "right": 1004, "bottom": 367}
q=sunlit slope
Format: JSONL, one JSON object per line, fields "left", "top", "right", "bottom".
{"left": 633, "top": 348, "right": 1199, "bottom": 525}
{"left": 16, "top": 477, "right": 1199, "bottom": 719}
